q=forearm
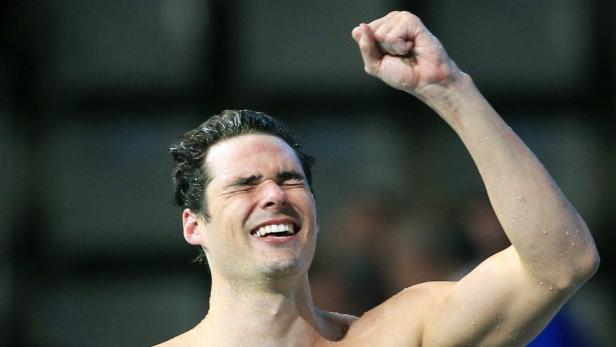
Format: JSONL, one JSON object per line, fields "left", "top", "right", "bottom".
{"left": 421, "top": 73, "right": 599, "bottom": 289}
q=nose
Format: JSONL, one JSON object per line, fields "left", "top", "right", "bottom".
{"left": 259, "top": 181, "right": 287, "bottom": 209}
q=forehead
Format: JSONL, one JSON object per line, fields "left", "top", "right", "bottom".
{"left": 205, "top": 133, "right": 303, "bottom": 181}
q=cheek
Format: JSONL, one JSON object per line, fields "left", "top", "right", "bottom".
{"left": 215, "top": 193, "right": 258, "bottom": 224}
{"left": 289, "top": 190, "right": 317, "bottom": 217}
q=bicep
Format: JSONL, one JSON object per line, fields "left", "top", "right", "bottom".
{"left": 422, "top": 246, "right": 571, "bottom": 347}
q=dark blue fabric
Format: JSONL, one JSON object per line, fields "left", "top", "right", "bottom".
{"left": 527, "top": 308, "right": 592, "bottom": 347}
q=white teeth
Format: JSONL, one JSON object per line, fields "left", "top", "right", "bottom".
{"left": 254, "top": 223, "right": 296, "bottom": 237}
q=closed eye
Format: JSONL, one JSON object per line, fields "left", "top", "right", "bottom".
{"left": 278, "top": 171, "right": 305, "bottom": 186}
{"left": 223, "top": 171, "right": 305, "bottom": 194}
{"left": 225, "top": 174, "right": 262, "bottom": 193}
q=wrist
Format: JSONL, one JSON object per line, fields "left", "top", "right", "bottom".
{"left": 418, "top": 72, "right": 477, "bottom": 114}
{"left": 416, "top": 72, "right": 488, "bottom": 130}
{"left": 414, "top": 70, "right": 471, "bottom": 106}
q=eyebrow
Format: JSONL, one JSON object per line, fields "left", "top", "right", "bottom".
{"left": 229, "top": 174, "right": 263, "bottom": 187}
{"left": 278, "top": 170, "right": 305, "bottom": 182}
{"left": 227, "top": 170, "right": 305, "bottom": 188}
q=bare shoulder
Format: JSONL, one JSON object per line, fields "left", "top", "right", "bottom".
{"left": 320, "top": 309, "right": 359, "bottom": 325}
{"left": 354, "top": 281, "right": 455, "bottom": 328}
{"left": 340, "top": 282, "right": 455, "bottom": 346}
{"left": 153, "top": 329, "right": 199, "bottom": 347}
{"left": 315, "top": 308, "right": 359, "bottom": 342}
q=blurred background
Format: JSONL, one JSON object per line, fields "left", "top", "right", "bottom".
{"left": 1, "top": 0, "right": 614, "bottom": 346}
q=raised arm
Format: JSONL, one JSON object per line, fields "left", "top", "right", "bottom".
{"left": 351, "top": 11, "right": 599, "bottom": 346}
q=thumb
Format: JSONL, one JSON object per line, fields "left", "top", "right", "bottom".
{"left": 351, "top": 25, "right": 362, "bottom": 42}
{"left": 355, "top": 24, "right": 382, "bottom": 76}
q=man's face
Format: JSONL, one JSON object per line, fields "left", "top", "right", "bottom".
{"left": 198, "top": 133, "right": 318, "bottom": 282}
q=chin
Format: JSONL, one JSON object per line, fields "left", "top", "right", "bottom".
{"left": 261, "top": 257, "right": 309, "bottom": 279}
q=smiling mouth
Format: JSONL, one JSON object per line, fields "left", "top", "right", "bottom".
{"left": 252, "top": 223, "right": 299, "bottom": 238}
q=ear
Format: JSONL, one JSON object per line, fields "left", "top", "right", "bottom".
{"left": 182, "top": 209, "right": 205, "bottom": 246}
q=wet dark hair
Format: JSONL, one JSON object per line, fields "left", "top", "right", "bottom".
{"left": 169, "top": 110, "right": 315, "bottom": 263}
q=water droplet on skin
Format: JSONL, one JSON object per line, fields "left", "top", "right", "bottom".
{"left": 538, "top": 281, "right": 544, "bottom": 286}
{"left": 542, "top": 228, "right": 548, "bottom": 235}
{"left": 484, "top": 136, "right": 490, "bottom": 141}
{"left": 571, "top": 242, "right": 576, "bottom": 247}
{"left": 575, "top": 229, "right": 580, "bottom": 234}
{"left": 515, "top": 195, "right": 524, "bottom": 201}
{"left": 565, "top": 231, "right": 570, "bottom": 236}
{"left": 472, "top": 322, "right": 477, "bottom": 326}
{"left": 513, "top": 214, "right": 519, "bottom": 219}
{"left": 559, "top": 253, "right": 564, "bottom": 257}
{"left": 549, "top": 285, "right": 554, "bottom": 291}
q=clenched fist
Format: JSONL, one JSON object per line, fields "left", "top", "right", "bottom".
{"left": 352, "top": 11, "right": 462, "bottom": 98}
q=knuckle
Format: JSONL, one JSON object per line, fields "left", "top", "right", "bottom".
{"left": 373, "top": 31, "right": 386, "bottom": 42}
{"left": 385, "top": 32, "right": 399, "bottom": 42}
{"left": 401, "top": 11, "right": 420, "bottom": 23}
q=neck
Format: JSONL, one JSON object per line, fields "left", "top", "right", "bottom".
{"left": 197, "top": 271, "right": 324, "bottom": 346}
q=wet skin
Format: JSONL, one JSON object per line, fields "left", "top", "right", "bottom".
{"left": 197, "top": 133, "right": 319, "bottom": 285}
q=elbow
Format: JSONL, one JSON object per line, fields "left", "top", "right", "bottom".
{"left": 555, "top": 245, "right": 600, "bottom": 292}
{"left": 579, "top": 245, "right": 600, "bottom": 279}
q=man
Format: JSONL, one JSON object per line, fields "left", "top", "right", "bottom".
{"left": 156, "top": 11, "right": 599, "bottom": 346}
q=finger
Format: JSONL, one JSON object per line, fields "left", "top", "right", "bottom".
{"left": 383, "top": 35, "right": 413, "bottom": 56}
{"left": 383, "top": 16, "right": 418, "bottom": 56}
{"left": 373, "top": 12, "right": 403, "bottom": 43}
{"left": 366, "top": 11, "right": 400, "bottom": 32}
{"left": 356, "top": 23, "right": 382, "bottom": 75}
{"left": 351, "top": 25, "right": 362, "bottom": 42}
{"left": 375, "top": 13, "right": 420, "bottom": 56}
